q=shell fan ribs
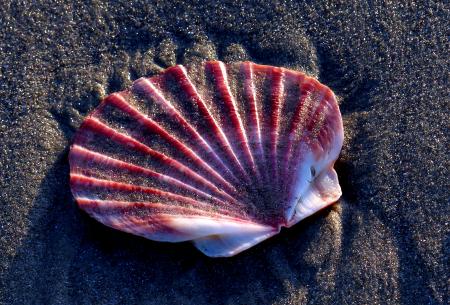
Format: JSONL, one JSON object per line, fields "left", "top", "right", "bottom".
{"left": 69, "top": 61, "right": 344, "bottom": 257}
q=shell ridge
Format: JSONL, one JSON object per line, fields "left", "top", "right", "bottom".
{"left": 305, "top": 88, "right": 329, "bottom": 135}
{"left": 207, "top": 61, "right": 259, "bottom": 180}
{"left": 247, "top": 64, "right": 272, "bottom": 184}
{"left": 133, "top": 73, "right": 241, "bottom": 186}
{"left": 77, "top": 198, "right": 246, "bottom": 220}
{"left": 241, "top": 62, "right": 264, "bottom": 177}
{"left": 175, "top": 64, "right": 250, "bottom": 183}
{"left": 69, "top": 145, "right": 236, "bottom": 206}
{"left": 254, "top": 65, "right": 284, "bottom": 185}
{"left": 279, "top": 73, "right": 307, "bottom": 189}
{"left": 77, "top": 117, "right": 229, "bottom": 200}
{"left": 268, "top": 67, "right": 285, "bottom": 187}
{"left": 102, "top": 92, "right": 240, "bottom": 199}
{"left": 280, "top": 75, "right": 312, "bottom": 198}
{"left": 70, "top": 173, "right": 247, "bottom": 213}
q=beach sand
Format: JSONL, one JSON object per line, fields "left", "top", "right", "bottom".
{"left": 0, "top": 1, "right": 448, "bottom": 304}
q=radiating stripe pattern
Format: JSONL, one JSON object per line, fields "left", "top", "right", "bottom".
{"left": 69, "top": 61, "right": 344, "bottom": 257}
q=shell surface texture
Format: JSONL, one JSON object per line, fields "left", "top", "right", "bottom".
{"left": 69, "top": 61, "right": 344, "bottom": 257}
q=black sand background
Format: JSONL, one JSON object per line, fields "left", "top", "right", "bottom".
{"left": 0, "top": 1, "right": 448, "bottom": 304}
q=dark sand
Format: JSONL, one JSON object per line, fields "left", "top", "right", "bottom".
{"left": 0, "top": 1, "right": 448, "bottom": 304}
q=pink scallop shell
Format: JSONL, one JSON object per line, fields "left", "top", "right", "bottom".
{"left": 69, "top": 61, "right": 344, "bottom": 257}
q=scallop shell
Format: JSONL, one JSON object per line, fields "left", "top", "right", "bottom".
{"left": 69, "top": 61, "right": 344, "bottom": 257}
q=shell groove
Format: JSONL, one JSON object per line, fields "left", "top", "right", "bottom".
{"left": 69, "top": 61, "right": 344, "bottom": 257}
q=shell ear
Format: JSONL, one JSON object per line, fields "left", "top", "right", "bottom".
{"left": 193, "top": 228, "right": 278, "bottom": 257}
{"left": 287, "top": 167, "right": 341, "bottom": 227}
